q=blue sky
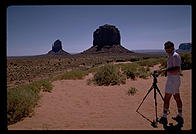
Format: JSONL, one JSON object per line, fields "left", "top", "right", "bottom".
{"left": 7, "top": 5, "right": 191, "bottom": 56}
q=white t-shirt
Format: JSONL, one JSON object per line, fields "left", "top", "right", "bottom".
{"left": 167, "top": 50, "right": 181, "bottom": 76}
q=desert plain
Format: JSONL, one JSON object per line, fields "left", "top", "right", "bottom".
{"left": 7, "top": 54, "right": 192, "bottom": 130}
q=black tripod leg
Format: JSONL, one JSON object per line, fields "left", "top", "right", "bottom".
{"left": 154, "top": 88, "right": 158, "bottom": 122}
{"left": 136, "top": 86, "right": 153, "bottom": 112}
{"left": 155, "top": 86, "right": 164, "bottom": 101}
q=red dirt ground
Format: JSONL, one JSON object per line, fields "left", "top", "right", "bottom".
{"left": 8, "top": 68, "right": 192, "bottom": 130}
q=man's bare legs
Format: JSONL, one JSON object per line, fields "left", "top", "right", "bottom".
{"left": 158, "top": 93, "right": 172, "bottom": 124}
{"left": 162, "top": 93, "right": 172, "bottom": 118}
{"left": 172, "top": 93, "right": 184, "bottom": 124}
{"left": 163, "top": 93, "right": 183, "bottom": 117}
{"left": 173, "top": 93, "right": 182, "bottom": 111}
{"left": 160, "top": 93, "right": 184, "bottom": 124}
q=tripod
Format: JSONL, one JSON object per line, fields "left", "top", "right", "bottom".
{"left": 136, "top": 71, "right": 164, "bottom": 128}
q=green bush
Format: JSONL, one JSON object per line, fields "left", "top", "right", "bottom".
{"left": 54, "top": 69, "right": 88, "bottom": 80}
{"left": 7, "top": 87, "right": 38, "bottom": 125}
{"left": 127, "top": 87, "right": 137, "bottom": 96}
{"left": 180, "top": 53, "right": 192, "bottom": 70}
{"left": 121, "top": 63, "right": 138, "bottom": 80}
{"left": 92, "top": 63, "right": 126, "bottom": 86}
{"left": 121, "top": 63, "right": 151, "bottom": 79}
{"left": 158, "top": 57, "right": 167, "bottom": 69}
{"left": 7, "top": 79, "right": 53, "bottom": 125}
{"left": 86, "top": 78, "right": 93, "bottom": 85}
{"left": 125, "top": 70, "right": 136, "bottom": 80}
{"left": 87, "top": 66, "right": 100, "bottom": 74}
{"left": 136, "top": 58, "right": 159, "bottom": 67}
{"left": 136, "top": 57, "right": 167, "bottom": 70}
{"left": 40, "top": 79, "right": 53, "bottom": 92}
{"left": 136, "top": 67, "right": 151, "bottom": 79}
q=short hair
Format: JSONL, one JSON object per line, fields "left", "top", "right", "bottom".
{"left": 164, "top": 41, "right": 174, "bottom": 48}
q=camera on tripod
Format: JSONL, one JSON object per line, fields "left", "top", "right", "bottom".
{"left": 152, "top": 70, "right": 159, "bottom": 78}
{"left": 136, "top": 70, "right": 183, "bottom": 130}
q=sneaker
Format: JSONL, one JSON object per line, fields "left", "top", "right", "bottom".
{"left": 158, "top": 117, "right": 168, "bottom": 125}
{"left": 172, "top": 115, "right": 184, "bottom": 124}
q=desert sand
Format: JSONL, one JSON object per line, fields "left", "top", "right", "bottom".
{"left": 8, "top": 67, "right": 192, "bottom": 130}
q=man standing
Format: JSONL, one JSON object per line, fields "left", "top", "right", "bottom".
{"left": 158, "top": 41, "right": 184, "bottom": 126}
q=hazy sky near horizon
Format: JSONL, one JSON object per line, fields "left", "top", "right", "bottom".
{"left": 7, "top": 5, "right": 191, "bottom": 56}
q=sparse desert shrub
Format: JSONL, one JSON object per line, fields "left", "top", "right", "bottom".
{"left": 116, "top": 59, "right": 126, "bottom": 62}
{"left": 92, "top": 63, "right": 126, "bottom": 86}
{"left": 7, "top": 87, "right": 39, "bottom": 125}
{"left": 136, "top": 58, "right": 160, "bottom": 67}
{"left": 143, "top": 57, "right": 150, "bottom": 60}
{"left": 87, "top": 66, "right": 100, "bottom": 74}
{"left": 86, "top": 78, "right": 93, "bottom": 85}
{"left": 180, "top": 53, "right": 192, "bottom": 70}
{"left": 54, "top": 69, "right": 88, "bottom": 80}
{"left": 106, "top": 59, "right": 113, "bottom": 63}
{"left": 127, "top": 87, "right": 137, "bottom": 96}
{"left": 7, "top": 79, "right": 52, "bottom": 125}
{"left": 121, "top": 63, "right": 138, "bottom": 79}
{"left": 129, "top": 58, "right": 140, "bottom": 62}
{"left": 158, "top": 58, "right": 167, "bottom": 69}
{"left": 124, "top": 69, "right": 136, "bottom": 80}
{"left": 136, "top": 67, "right": 151, "bottom": 79}
{"left": 121, "top": 62, "right": 151, "bottom": 79}
{"left": 40, "top": 79, "right": 53, "bottom": 92}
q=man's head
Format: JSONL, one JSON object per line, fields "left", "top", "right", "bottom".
{"left": 164, "top": 41, "right": 174, "bottom": 54}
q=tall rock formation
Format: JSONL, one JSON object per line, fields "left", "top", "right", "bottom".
{"left": 48, "top": 40, "right": 70, "bottom": 56}
{"left": 82, "top": 24, "right": 133, "bottom": 54}
{"left": 52, "top": 40, "right": 62, "bottom": 52}
{"left": 93, "top": 24, "right": 121, "bottom": 50}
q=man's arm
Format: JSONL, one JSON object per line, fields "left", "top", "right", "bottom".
{"left": 160, "top": 66, "right": 180, "bottom": 76}
{"left": 161, "top": 66, "right": 180, "bottom": 76}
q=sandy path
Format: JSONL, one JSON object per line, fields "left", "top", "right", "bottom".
{"left": 8, "top": 69, "right": 192, "bottom": 130}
